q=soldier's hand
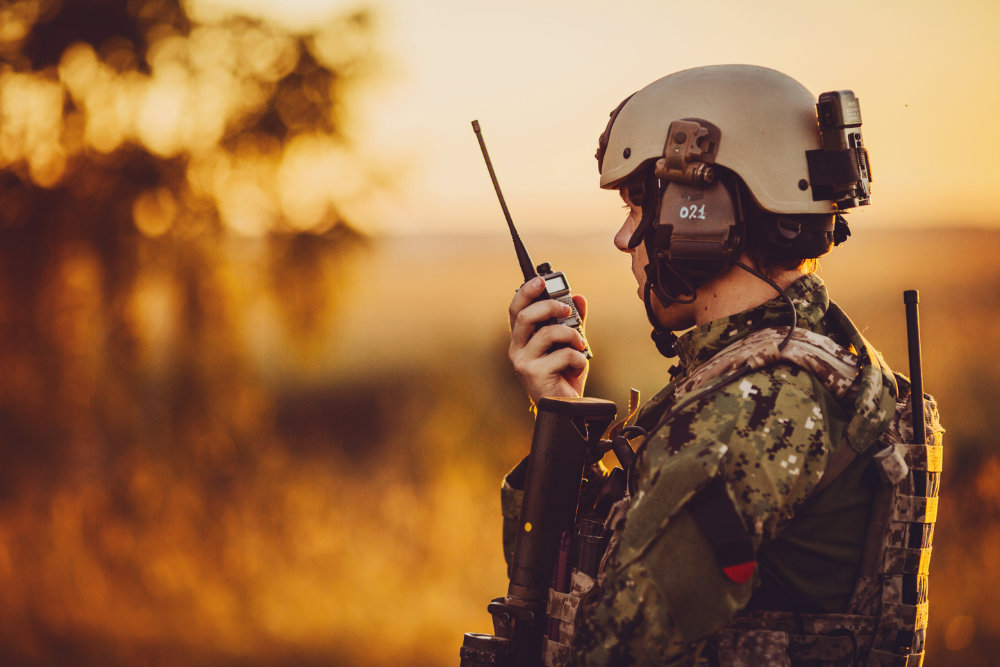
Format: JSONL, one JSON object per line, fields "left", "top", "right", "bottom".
{"left": 508, "top": 276, "right": 589, "bottom": 404}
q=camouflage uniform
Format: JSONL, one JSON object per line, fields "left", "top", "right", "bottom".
{"left": 502, "top": 274, "right": 904, "bottom": 665}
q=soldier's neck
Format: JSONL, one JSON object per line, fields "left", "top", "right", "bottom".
{"left": 691, "top": 256, "right": 804, "bottom": 326}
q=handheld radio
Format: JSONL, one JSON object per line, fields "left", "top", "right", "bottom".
{"left": 471, "top": 120, "right": 592, "bottom": 359}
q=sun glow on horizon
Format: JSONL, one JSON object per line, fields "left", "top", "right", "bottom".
{"left": 194, "top": 0, "right": 1000, "bottom": 235}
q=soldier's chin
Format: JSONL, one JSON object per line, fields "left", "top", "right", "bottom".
{"left": 650, "top": 294, "right": 697, "bottom": 331}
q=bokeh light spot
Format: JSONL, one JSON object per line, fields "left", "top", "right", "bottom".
{"left": 138, "top": 67, "right": 187, "bottom": 157}
{"left": 59, "top": 42, "right": 100, "bottom": 100}
{"left": 945, "top": 615, "right": 976, "bottom": 652}
{"left": 99, "top": 36, "right": 139, "bottom": 73}
{"left": 0, "top": 71, "right": 65, "bottom": 185}
{"left": 133, "top": 187, "right": 179, "bottom": 238}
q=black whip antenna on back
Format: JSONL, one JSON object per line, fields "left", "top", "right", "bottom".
{"left": 904, "top": 290, "right": 926, "bottom": 443}
{"left": 472, "top": 120, "right": 538, "bottom": 282}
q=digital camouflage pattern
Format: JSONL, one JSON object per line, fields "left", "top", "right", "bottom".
{"left": 566, "top": 275, "right": 897, "bottom": 664}
{"left": 715, "top": 377, "right": 943, "bottom": 667}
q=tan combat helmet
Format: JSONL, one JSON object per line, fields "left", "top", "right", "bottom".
{"left": 596, "top": 64, "right": 871, "bottom": 214}
{"left": 596, "top": 65, "right": 871, "bottom": 357}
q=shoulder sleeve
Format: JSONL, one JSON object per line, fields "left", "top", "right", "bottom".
{"left": 570, "top": 364, "right": 841, "bottom": 663}
{"left": 713, "top": 363, "right": 843, "bottom": 539}
{"left": 645, "top": 363, "right": 842, "bottom": 539}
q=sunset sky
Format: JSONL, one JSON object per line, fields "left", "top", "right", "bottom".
{"left": 195, "top": 0, "right": 1000, "bottom": 236}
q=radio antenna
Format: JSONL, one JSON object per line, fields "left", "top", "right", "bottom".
{"left": 472, "top": 120, "right": 538, "bottom": 281}
{"left": 904, "top": 290, "right": 926, "bottom": 443}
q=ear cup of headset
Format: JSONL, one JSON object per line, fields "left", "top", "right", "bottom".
{"left": 640, "top": 174, "right": 745, "bottom": 305}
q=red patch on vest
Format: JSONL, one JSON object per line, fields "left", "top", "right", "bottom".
{"left": 722, "top": 561, "right": 756, "bottom": 584}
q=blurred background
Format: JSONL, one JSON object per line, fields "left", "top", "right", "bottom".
{"left": 0, "top": 0, "right": 997, "bottom": 664}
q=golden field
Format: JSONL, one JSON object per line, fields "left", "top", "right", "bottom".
{"left": 1, "top": 226, "right": 998, "bottom": 665}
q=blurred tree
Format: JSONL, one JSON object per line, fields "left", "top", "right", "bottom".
{"left": 0, "top": 0, "right": 375, "bottom": 486}
{"left": 0, "top": 2, "right": 382, "bottom": 661}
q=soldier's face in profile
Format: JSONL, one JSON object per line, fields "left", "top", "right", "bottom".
{"left": 615, "top": 190, "right": 697, "bottom": 330}
{"left": 614, "top": 191, "right": 648, "bottom": 301}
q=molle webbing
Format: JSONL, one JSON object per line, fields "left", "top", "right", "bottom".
{"left": 542, "top": 570, "right": 596, "bottom": 667}
{"left": 718, "top": 611, "right": 878, "bottom": 663}
{"left": 859, "top": 389, "right": 942, "bottom": 667}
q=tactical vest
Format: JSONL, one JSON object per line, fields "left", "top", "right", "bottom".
{"left": 679, "top": 323, "right": 942, "bottom": 666}
{"left": 545, "top": 304, "right": 942, "bottom": 667}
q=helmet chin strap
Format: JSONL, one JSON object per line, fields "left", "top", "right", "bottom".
{"left": 632, "top": 171, "right": 689, "bottom": 359}
{"left": 627, "top": 169, "right": 659, "bottom": 250}
{"left": 643, "top": 281, "right": 680, "bottom": 358}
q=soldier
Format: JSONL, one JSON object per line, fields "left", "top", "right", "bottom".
{"left": 503, "top": 65, "right": 943, "bottom": 665}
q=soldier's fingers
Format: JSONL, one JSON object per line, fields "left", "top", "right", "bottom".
{"left": 508, "top": 277, "right": 547, "bottom": 330}
{"left": 510, "top": 300, "right": 573, "bottom": 350}
{"left": 521, "top": 321, "right": 587, "bottom": 358}
{"left": 548, "top": 346, "right": 588, "bottom": 375}
{"left": 521, "top": 346, "right": 588, "bottom": 384}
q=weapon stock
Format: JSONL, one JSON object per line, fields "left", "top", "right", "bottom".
{"left": 460, "top": 397, "right": 617, "bottom": 667}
